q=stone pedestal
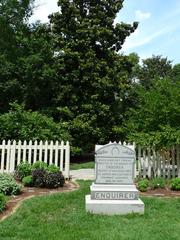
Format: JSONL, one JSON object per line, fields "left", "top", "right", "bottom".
{"left": 86, "top": 195, "right": 144, "bottom": 215}
{"left": 86, "top": 183, "right": 144, "bottom": 215}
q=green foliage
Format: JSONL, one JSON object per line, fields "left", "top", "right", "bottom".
{"left": 0, "top": 173, "right": 22, "bottom": 195}
{"left": 32, "top": 161, "right": 48, "bottom": 171}
{"left": 150, "top": 178, "right": 166, "bottom": 189}
{"left": 47, "top": 164, "right": 59, "bottom": 173}
{"left": 170, "top": 178, "right": 180, "bottom": 191}
{"left": 171, "top": 63, "right": 180, "bottom": 83}
{"left": 22, "top": 175, "right": 33, "bottom": 187}
{"left": 136, "top": 55, "right": 172, "bottom": 89}
{"left": 0, "top": 103, "right": 70, "bottom": 142}
{"left": 49, "top": 0, "right": 138, "bottom": 152}
{"left": 45, "top": 172, "right": 65, "bottom": 188}
{"left": 0, "top": 193, "right": 6, "bottom": 213}
{"left": 16, "top": 161, "right": 32, "bottom": 180}
{"left": 124, "top": 78, "right": 180, "bottom": 148}
{"left": 137, "top": 179, "right": 149, "bottom": 192}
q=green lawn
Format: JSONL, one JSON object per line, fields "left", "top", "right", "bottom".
{"left": 0, "top": 181, "right": 180, "bottom": 240}
{"left": 70, "top": 161, "right": 94, "bottom": 170}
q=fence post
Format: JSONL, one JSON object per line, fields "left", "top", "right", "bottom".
{"left": 64, "top": 141, "right": 70, "bottom": 178}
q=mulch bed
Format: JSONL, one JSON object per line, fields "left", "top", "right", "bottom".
{"left": 0, "top": 181, "right": 79, "bottom": 222}
{"left": 140, "top": 188, "right": 180, "bottom": 198}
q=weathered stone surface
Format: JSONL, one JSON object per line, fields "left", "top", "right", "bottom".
{"left": 86, "top": 195, "right": 144, "bottom": 215}
{"left": 95, "top": 144, "right": 135, "bottom": 185}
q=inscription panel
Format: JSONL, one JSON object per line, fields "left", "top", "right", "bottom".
{"left": 91, "top": 191, "right": 138, "bottom": 200}
{"left": 95, "top": 157, "right": 134, "bottom": 184}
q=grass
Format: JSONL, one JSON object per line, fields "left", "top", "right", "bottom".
{"left": 0, "top": 181, "right": 180, "bottom": 240}
{"left": 70, "top": 161, "right": 94, "bottom": 170}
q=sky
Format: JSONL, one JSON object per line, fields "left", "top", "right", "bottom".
{"left": 30, "top": 0, "right": 180, "bottom": 65}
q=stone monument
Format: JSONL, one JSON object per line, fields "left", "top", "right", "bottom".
{"left": 85, "top": 142, "right": 144, "bottom": 215}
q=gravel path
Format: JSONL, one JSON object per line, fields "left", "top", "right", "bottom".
{"left": 70, "top": 169, "right": 95, "bottom": 180}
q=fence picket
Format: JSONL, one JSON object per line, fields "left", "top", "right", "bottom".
{"left": 10, "top": 140, "right": 16, "bottom": 172}
{"left": 1, "top": 140, "right": 6, "bottom": 173}
{"left": 33, "top": 140, "right": 38, "bottom": 164}
{"left": 17, "top": 140, "right": 22, "bottom": 165}
{"left": 64, "top": 141, "right": 70, "bottom": 178}
{"left": 39, "top": 140, "right": 43, "bottom": 161}
{"left": 28, "top": 140, "right": 32, "bottom": 164}
{"left": 177, "top": 145, "right": 180, "bottom": 177}
{"left": 44, "top": 140, "right": 48, "bottom": 163}
{"left": 142, "top": 148, "right": 146, "bottom": 178}
{"left": 49, "top": 141, "right": 53, "bottom": 165}
{"left": 55, "top": 141, "right": 59, "bottom": 167}
{"left": 147, "top": 147, "right": 151, "bottom": 178}
{"left": 137, "top": 146, "right": 141, "bottom": 177}
{"left": 6, "top": 140, "right": 11, "bottom": 173}
{"left": 60, "top": 141, "right": 64, "bottom": 172}
{"left": 172, "top": 146, "right": 175, "bottom": 178}
{"left": 23, "top": 140, "right": 27, "bottom": 162}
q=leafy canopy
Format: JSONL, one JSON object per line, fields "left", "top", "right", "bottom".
{"left": 49, "top": 0, "right": 138, "bottom": 152}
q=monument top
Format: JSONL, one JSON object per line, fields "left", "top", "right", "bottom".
{"left": 95, "top": 142, "right": 135, "bottom": 158}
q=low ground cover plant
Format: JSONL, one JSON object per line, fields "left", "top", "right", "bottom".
{"left": 16, "top": 162, "right": 32, "bottom": 180}
{"left": 0, "top": 193, "right": 6, "bottom": 212}
{"left": 170, "top": 178, "right": 180, "bottom": 191}
{"left": 0, "top": 173, "right": 22, "bottom": 195}
{"left": 137, "top": 177, "right": 180, "bottom": 192}
{"left": 16, "top": 161, "right": 65, "bottom": 189}
{"left": 137, "top": 179, "right": 149, "bottom": 192}
{"left": 150, "top": 177, "right": 166, "bottom": 189}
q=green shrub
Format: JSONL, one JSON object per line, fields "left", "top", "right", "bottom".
{"left": 22, "top": 175, "right": 33, "bottom": 187}
{"left": 16, "top": 161, "right": 32, "bottom": 180}
{"left": 0, "top": 193, "right": 6, "bottom": 212}
{"left": 45, "top": 172, "right": 65, "bottom": 188}
{"left": 0, "top": 173, "right": 22, "bottom": 195}
{"left": 171, "top": 178, "right": 180, "bottom": 191}
{"left": 137, "top": 179, "right": 149, "bottom": 192}
{"left": 0, "top": 103, "right": 71, "bottom": 142}
{"left": 150, "top": 178, "right": 166, "bottom": 189}
{"left": 32, "top": 161, "right": 48, "bottom": 171}
{"left": 32, "top": 169, "right": 46, "bottom": 188}
{"left": 47, "top": 164, "right": 59, "bottom": 173}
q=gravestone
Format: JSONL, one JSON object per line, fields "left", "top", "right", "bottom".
{"left": 85, "top": 142, "right": 144, "bottom": 215}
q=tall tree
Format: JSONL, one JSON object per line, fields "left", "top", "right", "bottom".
{"left": 136, "top": 55, "right": 172, "bottom": 89}
{"left": 123, "top": 78, "right": 180, "bottom": 147}
{"left": 50, "top": 0, "right": 138, "bottom": 152}
{"left": 0, "top": 0, "right": 36, "bottom": 113}
{"left": 171, "top": 63, "right": 180, "bottom": 83}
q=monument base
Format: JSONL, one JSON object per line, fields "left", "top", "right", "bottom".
{"left": 85, "top": 195, "right": 144, "bottom": 215}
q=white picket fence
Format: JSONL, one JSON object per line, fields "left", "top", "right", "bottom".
{"left": 136, "top": 145, "right": 180, "bottom": 179}
{"left": 0, "top": 140, "right": 70, "bottom": 178}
